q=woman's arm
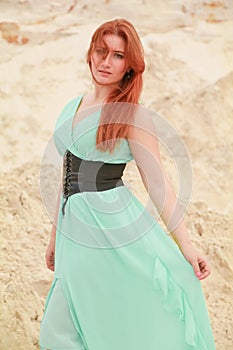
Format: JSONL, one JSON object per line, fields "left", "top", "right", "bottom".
{"left": 127, "top": 110, "right": 210, "bottom": 280}
{"left": 45, "top": 187, "right": 62, "bottom": 271}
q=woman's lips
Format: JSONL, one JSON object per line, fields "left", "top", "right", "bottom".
{"left": 98, "top": 70, "right": 111, "bottom": 75}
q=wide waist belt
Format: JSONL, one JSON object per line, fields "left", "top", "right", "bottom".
{"left": 62, "top": 150, "right": 127, "bottom": 215}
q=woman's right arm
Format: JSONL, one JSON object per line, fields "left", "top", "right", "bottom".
{"left": 45, "top": 187, "right": 62, "bottom": 271}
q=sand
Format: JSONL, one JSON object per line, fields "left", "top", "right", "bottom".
{"left": 0, "top": 0, "right": 233, "bottom": 349}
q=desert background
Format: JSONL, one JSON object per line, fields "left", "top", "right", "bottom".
{"left": 0, "top": 0, "right": 233, "bottom": 349}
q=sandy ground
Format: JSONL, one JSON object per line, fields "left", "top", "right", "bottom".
{"left": 0, "top": 0, "right": 233, "bottom": 349}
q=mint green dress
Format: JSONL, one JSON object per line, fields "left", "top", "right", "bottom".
{"left": 39, "top": 95, "right": 216, "bottom": 350}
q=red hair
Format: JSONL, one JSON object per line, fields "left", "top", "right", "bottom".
{"left": 86, "top": 18, "right": 145, "bottom": 153}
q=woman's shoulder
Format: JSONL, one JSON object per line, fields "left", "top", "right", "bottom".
{"left": 60, "top": 95, "right": 83, "bottom": 115}
{"left": 55, "top": 94, "right": 83, "bottom": 128}
{"left": 125, "top": 103, "right": 157, "bottom": 141}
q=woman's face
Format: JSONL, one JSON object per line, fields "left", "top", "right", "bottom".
{"left": 90, "top": 34, "right": 128, "bottom": 86}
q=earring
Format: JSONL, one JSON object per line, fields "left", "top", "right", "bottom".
{"left": 126, "top": 70, "right": 132, "bottom": 79}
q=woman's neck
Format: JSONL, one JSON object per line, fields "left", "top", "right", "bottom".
{"left": 92, "top": 84, "right": 114, "bottom": 103}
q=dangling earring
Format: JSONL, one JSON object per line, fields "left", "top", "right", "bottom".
{"left": 126, "top": 70, "right": 131, "bottom": 79}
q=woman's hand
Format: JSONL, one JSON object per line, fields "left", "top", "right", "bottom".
{"left": 45, "top": 237, "right": 55, "bottom": 271}
{"left": 180, "top": 242, "right": 211, "bottom": 280}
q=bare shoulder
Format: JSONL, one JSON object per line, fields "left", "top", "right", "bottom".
{"left": 125, "top": 105, "right": 162, "bottom": 167}
{"left": 125, "top": 105, "right": 158, "bottom": 142}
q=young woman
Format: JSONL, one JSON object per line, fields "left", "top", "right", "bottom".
{"left": 40, "top": 18, "right": 216, "bottom": 350}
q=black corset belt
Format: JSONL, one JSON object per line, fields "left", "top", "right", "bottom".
{"left": 62, "top": 150, "right": 127, "bottom": 215}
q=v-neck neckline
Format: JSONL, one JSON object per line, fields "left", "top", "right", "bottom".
{"left": 71, "top": 94, "right": 102, "bottom": 133}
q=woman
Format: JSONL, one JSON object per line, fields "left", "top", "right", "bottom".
{"left": 40, "top": 18, "right": 216, "bottom": 350}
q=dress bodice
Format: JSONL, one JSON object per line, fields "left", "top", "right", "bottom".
{"left": 53, "top": 95, "right": 134, "bottom": 164}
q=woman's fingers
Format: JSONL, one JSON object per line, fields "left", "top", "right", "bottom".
{"left": 181, "top": 243, "right": 211, "bottom": 281}
{"left": 45, "top": 240, "right": 55, "bottom": 271}
{"left": 196, "top": 257, "right": 211, "bottom": 280}
{"left": 190, "top": 256, "right": 211, "bottom": 280}
{"left": 46, "top": 252, "right": 55, "bottom": 271}
{"left": 191, "top": 260, "right": 201, "bottom": 278}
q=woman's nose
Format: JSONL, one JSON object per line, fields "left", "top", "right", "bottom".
{"left": 102, "top": 52, "right": 111, "bottom": 66}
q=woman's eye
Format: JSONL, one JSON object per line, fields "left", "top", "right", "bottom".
{"left": 95, "top": 48, "right": 106, "bottom": 56}
{"left": 114, "top": 53, "right": 124, "bottom": 59}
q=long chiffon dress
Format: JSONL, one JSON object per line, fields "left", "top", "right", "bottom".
{"left": 39, "top": 95, "right": 216, "bottom": 350}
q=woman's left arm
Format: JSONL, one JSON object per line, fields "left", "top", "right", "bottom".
{"left": 127, "top": 109, "right": 210, "bottom": 280}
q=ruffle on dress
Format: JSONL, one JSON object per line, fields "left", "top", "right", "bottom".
{"left": 153, "top": 257, "right": 209, "bottom": 350}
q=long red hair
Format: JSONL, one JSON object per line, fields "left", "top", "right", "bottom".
{"left": 86, "top": 18, "right": 145, "bottom": 153}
